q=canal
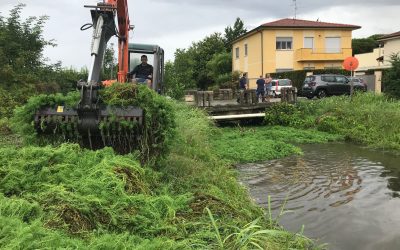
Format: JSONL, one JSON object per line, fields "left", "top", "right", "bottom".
{"left": 237, "top": 143, "right": 400, "bottom": 250}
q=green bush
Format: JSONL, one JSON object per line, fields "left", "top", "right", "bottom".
{"left": 265, "top": 102, "right": 306, "bottom": 127}
{"left": 316, "top": 115, "right": 341, "bottom": 133}
{"left": 0, "top": 118, "right": 11, "bottom": 135}
{"left": 0, "top": 88, "right": 19, "bottom": 118}
{"left": 286, "top": 93, "right": 400, "bottom": 151}
{"left": 382, "top": 54, "right": 400, "bottom": 98}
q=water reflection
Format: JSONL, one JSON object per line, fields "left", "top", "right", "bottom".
{"left": 237, "top": 143, "right": 400, "bottom": 250}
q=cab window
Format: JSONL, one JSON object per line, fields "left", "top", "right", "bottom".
{"left": 129, "top": 52, "right": 154, "bottom": 72}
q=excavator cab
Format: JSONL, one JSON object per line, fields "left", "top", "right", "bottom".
{"left": 128, "top": 43, "right": 164, "bottom": 93}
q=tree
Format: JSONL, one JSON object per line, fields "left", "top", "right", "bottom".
{"left": 352, "top": 34, "right": 383, "bottom": 55}
{"left": 102, "top": 43, "right": 117, "bottom": 80}
{"left": 224, "top": 17, "right": 247, "bottom": 52}
{"left": 206, "top": 52, "right": 232, "bottom": 84}
{"left": 172, "top": 33, "right": 226, "bottom": 90}
{"left": 383, "top": 54, "right": 400, "bottom": 98}
{"left": 164, "top": 61, "right": 185, "bottom": 99}
{"left": 174, "top": 48, "right": 197, "bottom": 89}
{"left": 191, "top": 33, "right": 226, "bottom": 89}
{"left": 0, "top": 4, "right": 56, "bottom": 85}
{"left": 0, "top": 5, "right": 89, "bottom": 117}
{"left": 166, "top": 18, "right": 247, "bottom": 94}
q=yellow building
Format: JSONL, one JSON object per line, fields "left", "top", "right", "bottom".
{"left": 232, "top": 18, "right": 361, "bottom": 88}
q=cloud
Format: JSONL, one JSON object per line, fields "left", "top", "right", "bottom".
{"left": 1, "top": 0, "right": 399, "bottom": 68}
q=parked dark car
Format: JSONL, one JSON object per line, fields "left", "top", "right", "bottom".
{"left": 348, "top": 77, "right": 368, "bottom": 91}
{"left": 302, "top": 74, "right": 367, "bottom": 99}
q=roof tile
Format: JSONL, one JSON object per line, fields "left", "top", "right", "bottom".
{"left": 378, "top": 31, "right": 400, "bottom": 40}
{"left": 261, "top": 18, "right": 361, "bottom": 29}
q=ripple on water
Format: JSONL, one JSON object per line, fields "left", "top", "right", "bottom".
{"left": 237, "top": 143, "right": 400, "bottom": 250}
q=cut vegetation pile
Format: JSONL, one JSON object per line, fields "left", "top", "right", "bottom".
{"left": 0, "top": 92, "right": 316, "bottom": 249}
{"left": 11, "top": 84, "right": 175, "bottom": 162}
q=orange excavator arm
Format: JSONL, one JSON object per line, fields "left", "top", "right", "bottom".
{"left": 105, "top": 0, "right": 132, "bottom": 83}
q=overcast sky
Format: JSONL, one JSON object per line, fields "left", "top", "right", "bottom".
{"left": 1, "top": 0, "right": 399, "bottom": 69}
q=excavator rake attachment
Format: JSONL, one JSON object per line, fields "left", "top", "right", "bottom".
{"left": 34, "top": 81, "right": 144, "bottom": 154}
{"left": 34, "top": 106, "right": 144, "bottom": 154}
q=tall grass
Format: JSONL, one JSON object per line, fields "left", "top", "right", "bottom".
{"left": 265, "top": 92, "right": 400, "bottom": 152}
{"left": 206, "top": 196, "right": 316, "bottom": 250}
{"left": 0, "top": 100, "right": 319, "bottom": 249}
{"left": 298, "top": 92, "right": 400, "bottom": 151}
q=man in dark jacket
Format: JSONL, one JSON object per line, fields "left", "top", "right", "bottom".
{"left": 128, "top": 55, "right": 153, "bottom": 88}
{"left": 237, "top": 72, "right": 248, "bottom": 103}
{"left": 256, "top": 75, "right": 265, "bottom": 102}
{"left": 239, "top": 72, "right": 248, "bottom": 90}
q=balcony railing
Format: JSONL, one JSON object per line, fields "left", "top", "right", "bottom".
{"left": 295, "top": 48, "right": 352, "bottom": 62}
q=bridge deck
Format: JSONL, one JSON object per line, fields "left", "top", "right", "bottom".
{"left": 209, "top": 113, "right": 265, "bottom": 120}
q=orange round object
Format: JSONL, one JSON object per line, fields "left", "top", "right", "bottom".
{"left": 102, "top": 79, "right": 117, "bottom": 87}
{"left": 343, "top": 57, "right": 359, "bottom": 71}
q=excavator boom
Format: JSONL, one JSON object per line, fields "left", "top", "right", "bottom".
{"left": 104, "top": 0, "right": 131, "bottom": 83}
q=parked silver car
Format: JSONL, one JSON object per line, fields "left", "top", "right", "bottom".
{"left": 270, "top": 79, "right": 293, "bottom": 97}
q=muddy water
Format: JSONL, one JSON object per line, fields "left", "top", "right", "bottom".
{"left": 237, "top": 143, "right": 400, "bottom": 250}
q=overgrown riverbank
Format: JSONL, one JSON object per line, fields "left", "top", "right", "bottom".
{"left": 3, "top": 90, "right": 396, "bottom": 248}
{"left": 210, "top": 126, "right": 341, "bottom": 163}
{"left": 265, "top": 92, "right": 400, "bottom": 152}
{"left": 0, "top": 93, "right": 317, "bottom": 249}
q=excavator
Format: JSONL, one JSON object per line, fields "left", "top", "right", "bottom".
{"left": 34, "top": 0, "right": 164, "bottom": 153}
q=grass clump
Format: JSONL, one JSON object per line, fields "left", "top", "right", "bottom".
{"left": 100, "top": 84, "right": 176, "bottom": 162}
{"left": 10, "top": 84, "right": 175, "bottom": 162}
{"left": 266, "top": 92, "right": 400, "bottom": 151}
{"left": 0, "top": 144, "right": 192, "bottom": 247}
{"left": 0, "top": 118, "right": 22, "bottom": 148}
{"left": 210, "top": 125, "right": 341, "bottom": 163}
{"left": 11, "top": 91, "right": 80, "bottom": 143}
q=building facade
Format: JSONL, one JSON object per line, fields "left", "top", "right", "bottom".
{"left": 355, "top": 31, "right": 400, "bottom": 73}
{"left": 232, "top": 18, "right": 361, "bottom": 88}
{"left": 355, "top": 48, "right": 383, "bottom": 72}
{"left": 377, "top": 31, "right": 400, "bottom": 67}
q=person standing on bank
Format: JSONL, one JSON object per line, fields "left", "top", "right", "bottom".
{"left": 265, "top": 73, "right": 272, "bottom": 102}
{"left": 256, "top": 75, "right": 265, "bottom": 102}
{"left": 239, "top": 72, "right": 248, "bottom": 90}
{"left": 128, "top": 55, "right": 153, "bottom": 88}
{"left": 237, "top": 72, "right": 248, "bottom": 103}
